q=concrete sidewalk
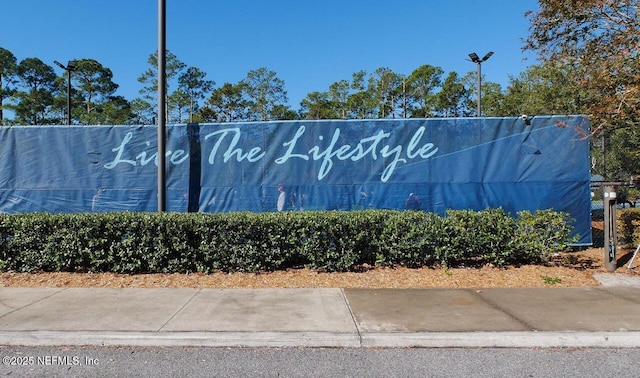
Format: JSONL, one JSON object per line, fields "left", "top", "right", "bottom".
{"left": 1, "top": 274, "right": 639, "bottom": 348}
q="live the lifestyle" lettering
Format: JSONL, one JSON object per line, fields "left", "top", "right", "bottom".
{"left": 104, "top": 125, "right": 438, "bottom": 182}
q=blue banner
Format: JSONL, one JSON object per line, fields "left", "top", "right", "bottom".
{"left": 0, "top": 116, "right": 592, "bottom": 244}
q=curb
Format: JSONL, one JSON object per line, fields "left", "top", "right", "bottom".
{"left": 2, "top": 331, "right": 640, "bottom": 348}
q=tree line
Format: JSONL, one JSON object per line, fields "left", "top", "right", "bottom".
{"left": 0, "top": 46, "right": 579, "bottom": 127}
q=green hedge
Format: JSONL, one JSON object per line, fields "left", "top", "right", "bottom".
{"left": 617, "top": 208, "right": 640, "bottom": 246}
{"left": 0, "top": 209, "right": 575, "bottom": 273}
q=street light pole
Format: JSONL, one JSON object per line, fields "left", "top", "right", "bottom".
{"left": 157, "top": 0, "right": 167, "bottom": 212}
{"left": 54, "top": 60, "right": 77, "bottom": 125}
{"left": 468, "top": 52, "right": 493, "bottom": 117}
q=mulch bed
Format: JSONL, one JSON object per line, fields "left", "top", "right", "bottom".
{"left": 1, "top": 248, "right": 637, "bottom": 289}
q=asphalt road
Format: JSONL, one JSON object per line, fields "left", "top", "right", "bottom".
{"left": 1, "top": 346, "right": 639, "bottom": 377}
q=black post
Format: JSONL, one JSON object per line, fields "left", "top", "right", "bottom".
{"left": 66, "top": 71, "right": 72, "bottom": 125}
{"left": 603, "top": 185, "right": 617, "bottom": 271}
{"left": 54, "top": 60, "right": 75, "bottom": 125}
{"left": 467, "top": 52, "right": 493, "bottom": 117}
{"left": 157, "top": 0, "right": 167, "bottom": 211}
{"left": 476, "top": 61, "right": 481, "bottom": 117}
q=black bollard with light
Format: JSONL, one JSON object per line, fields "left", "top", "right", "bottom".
{"left": 603, "top": 185, "right": 617, "bottom": 271}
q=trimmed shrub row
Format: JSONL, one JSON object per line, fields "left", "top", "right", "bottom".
{"left": 617, "top": 208, "right": 640, "bottom": 246}
{"left": 0, "top": 209, "right": 575, "bottom": 273}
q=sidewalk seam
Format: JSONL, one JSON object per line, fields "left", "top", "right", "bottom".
{"left": 340, "top": 288, "right": 363, "bottom": 347}
{"left": 0, "top": 288, "right": 68, "bottom": 320}
{"left": 594, "top": 286, "right": 640, "bottom": 305}
{"left": 469, "top": 289, "right": 537, "bottom": 331}
{"left": 157, "top": 288, "right": 202, "bottom": 332}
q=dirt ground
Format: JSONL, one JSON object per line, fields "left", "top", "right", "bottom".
{"left": 1, "top": 247, "right": 637, "bottom": 289}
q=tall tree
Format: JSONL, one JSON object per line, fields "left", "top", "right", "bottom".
{"left": 201, "top": 82, "right": 249, "bottom": 123}
{"left": 168, "top": 89, "right": 191, "bottom": 123}
{"left": 398, "top": 75, "right": 412, "bottom": 118}
{"left": 524, "top": 0, "right": 640, "bottom": 131}
{"left": 136, "top": 50, "right": 186, "bottom": 122}
{"left": 461, "top": 71, "right": 504, "bottom": 117}
{"left": 11, "top": 58, "right": 57, "bottom": 125}
{"left": 270, "top": 104, "right": 298, "bottom": 120}
{"left": 369, "top": 67, "right": 388, "bottom": 118}
{"left": 70, "top": 59, "right": 119, "bottom": 124}
{"left": 346, "top": 70, "right": 377, "bottom": 119}
{"left": 242, "top": 67, "right": 288, "bottom": 121}
{"left": 607, "top": 127, "right": 640, "bottom": 180}
{"left": 501, "top": 62, "right": 583, "bottom": 116}
{"left": 404, "top": 64, "right": 444, "bottom": 118}
{"left": 300, "top": 91, "right": 333, "bottom": 119}
{"left": 0, "top": 47, "right": 18, "bottom": 125}
{"left": 130, "top": 98, "right": 155, "bottom": 124}
{"left": 435, "top": 72, "right": 469, "bottom": 117}
{"left": 177, "top": 66, "right": 214, "bottom": 123}
{"left": 370, "top": 67, "right": 402, "bottom": 118}
{"left": 328, "top": 79, "right": 350, "bottom": 119}
{"left": 525, "top": 1, "right": 640, "bottom": 180}
{"left": 478, "top": 82, "right": 505, "bottom": 117}
{"left": 91, "top": 95, "right": 135, "bottom": 125}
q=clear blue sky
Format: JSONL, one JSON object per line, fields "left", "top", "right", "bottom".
{"left": 1, "top": 0, "right": 540, "bottom": 110}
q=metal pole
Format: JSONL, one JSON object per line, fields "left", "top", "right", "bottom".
{"left": 601, "top": 130, "right": 606, "bottom": 180}
{"left": 157, "top": 0, "right": 167, "bottom": 211}
{"left": 66, "top": 71, "right": 72, "bottom": 125}
{"left": 476, "top": 62, "right": 482, "bottom": 117}
{"left": 603, "top": 185, "right": 617, "bottom": 271}
{"left": 54, "top": 61, "right": 73, "bottom": 125}
{"left": 468, "top": 52, "right": 492, "bottom": 117}
{"left": 402, "top": 79, "right": 407, "bottom": 119}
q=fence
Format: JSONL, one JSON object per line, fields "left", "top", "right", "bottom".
{"left": 0, "top": 116, "right": 592, "bottom": 245}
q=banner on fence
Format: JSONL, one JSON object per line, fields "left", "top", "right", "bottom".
{"left": 0, "top": 116, "right": 592, "bottom": 244}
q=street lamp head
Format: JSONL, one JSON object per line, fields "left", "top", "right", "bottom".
{"left": 54, "top": 60, "right": 78, "bottom": 71}
{"left": 468, "top": 52, "right": 494, "bottom": 63}
{"left": 481, "top": 51, "right": 494, "bottom": 62}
